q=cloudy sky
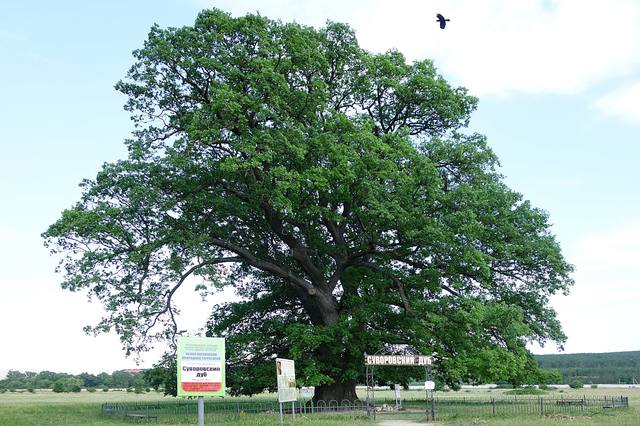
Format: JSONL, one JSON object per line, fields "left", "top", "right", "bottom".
{"left": 1, "top": 0, "right": 639, "bottom": 374}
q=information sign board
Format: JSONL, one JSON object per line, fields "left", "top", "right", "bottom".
{"left": 276, "top": 358, "right": 297, "bottom": 403}
{"left": 177, "top": 336, "right": 225, "bottom": 397}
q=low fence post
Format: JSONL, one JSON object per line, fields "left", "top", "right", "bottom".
{"left": 491, "top": 397, "right": 495, "bottom": 415}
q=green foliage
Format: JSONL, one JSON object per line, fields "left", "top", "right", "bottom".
{"left": 43, "top": 7, "right": 573, "bottom": 396}
{"left": 87, "top": 387, "right": 96, "bottom": 393}
{"left": 536, "top": 369, "right": 562, "bottom": 386}
{"left": 569, "top": 379, "right": 584, "bottom": 389}
{"left": 504, "top": 386, "right": 546, "bottom": 395}
{"left": 144, "top": 352, "right": 176, "bottom": 396}
{"left": 102, "top": 387, "right": 109, "bottom": 392}
{"left": 52, "top": 381, "right": 65, "bottom": 393}
{"left": 538, "top": 383, "right": 557, "bottom": 390}
{"left": 70, "top": 384, "right": 82, "bottom": 393}
{"left": 0, "top": 369, "right": 150, "bottom": 391}
{"left": 494, "top": 383, "right": 514, "bottom": 389}
{"left": 536, "top": 351, "right": 640, "bottom": 384}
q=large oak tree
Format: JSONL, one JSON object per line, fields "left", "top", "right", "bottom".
{"left": 44, "top": 9, "right": 573, "bottom": 401}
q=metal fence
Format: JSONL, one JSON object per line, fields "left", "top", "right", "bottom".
{"left": 428, "top": 395, "right": 628, "bottom": 418}
{"left": 101, "top": 395, "right": 628, "bottom": 421}
{"left": 101, "top": 398, "right": 366, "bottom": 420}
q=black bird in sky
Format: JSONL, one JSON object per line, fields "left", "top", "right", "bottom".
{"left": 436, "top": 13, "right": 450, "bottom": 29}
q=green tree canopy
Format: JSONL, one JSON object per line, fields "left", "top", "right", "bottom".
{"left": 44, "top": 8, "right": 573, "bottom": 401}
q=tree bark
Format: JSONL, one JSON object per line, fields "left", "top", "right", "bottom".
{"left": 313, "top": 380, "right": 359, "bottom": 403}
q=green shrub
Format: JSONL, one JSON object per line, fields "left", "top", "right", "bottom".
{"left": 27, "top": 387, "right": 35, "bottom": 393}
{"left": 538, "top": 383, "right": 558, "bottom": 391}
{"left": 504, "top": 387, "right": 547, "bottom": 395}
{"left": 494, "top": 383, "right": 514, "bottom": 389}
{"left": 52, "top": 381, "right": 65, "bottom": 393}
{"left": 590, "top": 384, "right": 598, "bottom": 389}
{"left": 70, "top": 385, "right": 81, "bottom": 393}
{"left": 0, "top": 389, "right": 6, "bottom": 394}
{"left": 87, "top": 387, "right": 96, "bottom": 393}
{"left": 569, "top": 379, "right": 583, "bottom": 389}
{"left": 134, "top": 387, "right": 144, "bottom": 394}
{"left": 126, "top": 387, "right": 134, "bottom": 393}
{"left": 102, "top": 387, "right": 109, "bottom": 392}
{"left": 145, "top": 388, "right": 151, "bottom": 393}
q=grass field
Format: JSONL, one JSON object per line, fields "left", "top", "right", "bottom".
{"left": 0, "top": 387, "right": 638, "bottom": 425}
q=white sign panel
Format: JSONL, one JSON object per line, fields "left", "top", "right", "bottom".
{"left": 276, "top": 358, "right": 297, "bottom": 403}
{"left": 300, "top": 387, "right": 315, "bottom": 399}
{"left": 365, "top": 355, "right": 432, "bottom": 366}
{"left": 425, "top": 380, "right": 435, "bottom": 390}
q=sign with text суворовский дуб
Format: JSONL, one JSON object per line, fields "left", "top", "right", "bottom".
{"left": 276, "top": 358, "right": 297, "bottom": 403}
{"left": 177, "top": 336, "right": 225, "bottom": 397}
{"left": 365, "top": 354, "right": 433, "bottom": 366}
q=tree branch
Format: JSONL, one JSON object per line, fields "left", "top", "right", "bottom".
{"left": 355, "top": 261, "right": 415, "bottom": 315}
{"left": 208, "top": 237, "right": 317, "bottom": 294}
{"left": 143, "top": 256, "right": 242, "bottom": 342}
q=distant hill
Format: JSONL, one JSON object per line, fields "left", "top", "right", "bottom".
{"left": 535, "top": 350, "right": 640, "bottom": 384}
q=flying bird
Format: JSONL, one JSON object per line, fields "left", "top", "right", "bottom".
{"left": 436, "top": 13, "right": 450, "bottom": 29}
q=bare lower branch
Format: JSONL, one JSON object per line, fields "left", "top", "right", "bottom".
{"left": 143, "top": 256, "right": 242, "bottom": 341}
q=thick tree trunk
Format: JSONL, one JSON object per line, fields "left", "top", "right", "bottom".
{"left": 298, "top": 287, "right": 360, "bottom": 403}
{"left": 313, "top": 380, "right": 359, "bottom": 403}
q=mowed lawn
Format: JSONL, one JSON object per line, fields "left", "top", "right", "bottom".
{"left": 1, "top": 387, "right": 639, "bottom": 425}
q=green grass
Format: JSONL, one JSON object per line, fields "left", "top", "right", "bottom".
{"left": 0, "top": 387, "right": 637, "bottom": 425}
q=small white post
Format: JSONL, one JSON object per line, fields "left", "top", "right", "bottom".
{"left": 279, "top": 402, "right": 284, "bottom": 426}
{"left": 292, "top": 401, "right": 295, "bottom": 419}
{"left": 197, "top": 396, "right": 204, "bottom": 426}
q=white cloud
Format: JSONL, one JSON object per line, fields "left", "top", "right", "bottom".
{"left": 540, "top": 223, "right": 640, "bottom": 354}
{"left": 593, "top": 81, "right": 640, "bottom": 125}
{"left": 204, "top": 0, "right": 640, "bottom": 97}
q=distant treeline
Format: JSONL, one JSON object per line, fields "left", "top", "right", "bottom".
{"left": 3, "top": 351, "right": 639, "bottom": 390}
{"left": 535, "top": 351, "right": 640, "bottom": 384}
{"left": 0, "top": 369, "right": 154, "bottom": 391}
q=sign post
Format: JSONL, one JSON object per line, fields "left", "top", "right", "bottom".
{"left": 425, "top": 380, "right": 435, "bottom": 420}
{"left": 197, "top": 397, "right": 204, "bottom": 426}
{"left": 276, "top": 358, "right": 297, "bottom": 426}
{"left": 177, "top": 337, "right": 226, "bottom": 425}
{"left": 364, "top": 353, "right": 433, "bottom": 418}
{"left": 300, "top": 387, "right": 314, "bottom": 414}
{"left": 394, "top": 384, "right": 401, "bottom": 410}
